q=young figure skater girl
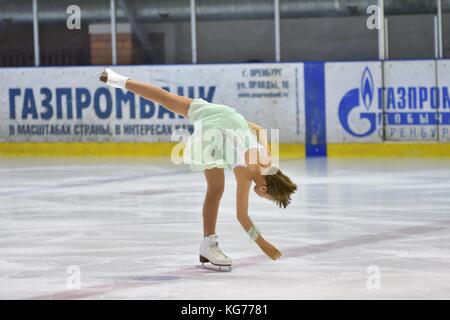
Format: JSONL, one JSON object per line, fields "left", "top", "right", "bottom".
{"left": 100, "top": 68, "right": 297, "bottom": 271}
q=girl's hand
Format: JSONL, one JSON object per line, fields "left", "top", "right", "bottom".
{"left": 255, "top": 237, "right": 282, "bottom": 260}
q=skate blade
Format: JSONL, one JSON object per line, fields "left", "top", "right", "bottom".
{"left": 201, "top": 262, "right": 232, "bottom": 272}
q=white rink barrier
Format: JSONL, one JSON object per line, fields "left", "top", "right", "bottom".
{"left": 325, "top": 60, "right": 450, "bottom": 143}
{"left": 1, "top": 60, "right": 450, "bottom": 149}
{"left": 0, "top": 64, "right": 304, "bottom": 143}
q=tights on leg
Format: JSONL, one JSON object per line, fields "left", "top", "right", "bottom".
{"left": 125, "top": 79, "right": 193, "bottom": 118}
{"left": 203, "top": 168, "right": 225, "bottom": 237}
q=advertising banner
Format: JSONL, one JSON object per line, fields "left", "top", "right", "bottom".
{"left": 437, "top": 60, "right": 450, "bottom": 142}
{"left": 383, "top": 60, "right": 438, "bottom": 141}
{"left": 0, "top": 64, "right": 304, "bottom": 143}
{"left": 325, "top": 62, "right": 383, "bottom": 143}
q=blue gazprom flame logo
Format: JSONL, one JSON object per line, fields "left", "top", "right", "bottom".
{"left": 338, "top": 67, "right": 377, "bottom": 137}
{"left": 361, "top": 67, "right": 374, "bottom": 110}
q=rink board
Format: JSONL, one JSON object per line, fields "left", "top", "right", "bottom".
{"left": 383, "top": 60, "right": 438, "bottom": 141}
{"left": 0, "top": 64, "right": 304, "bottom": 144}
{"left": 437, "top": 60, "right": 450, "bottom": 142}
{"left": 325, "top": 61, "right": 383, "bottom": 143}
{"left": 0, "top": 61, "right": 450, "bottom": 157}
{"left": 2, "top": 141, "right": 450, "bottom": 158}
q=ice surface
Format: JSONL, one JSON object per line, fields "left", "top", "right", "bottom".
{"left": 1, "top": 157, "right": 450, "bottom": 299}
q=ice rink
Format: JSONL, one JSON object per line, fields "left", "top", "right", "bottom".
{"left": 1, "top": 157, "right": 450, "bottom": 300}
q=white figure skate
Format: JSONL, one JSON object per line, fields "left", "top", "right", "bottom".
{"left": 199, "top": 234, "right": 232, "bottom": 272}
{"left": 99, "top": 68, "right": 129, "bottom": 89}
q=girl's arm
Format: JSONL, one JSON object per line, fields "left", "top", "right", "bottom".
{"left": 246, "top": 121, "right": 272, "bottom": 170}
{"left": 247, "top": 121, "right": 270, "bottom": 154}
{"left": 234, "top": 167, "right": 282, "bottom": 260}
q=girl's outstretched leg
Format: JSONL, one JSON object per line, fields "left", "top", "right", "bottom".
{"left": 125, "top": 80, "right": 192, "bottom": 118}
{"left": 100, "top": 68, "right": 193, "bottom": 118}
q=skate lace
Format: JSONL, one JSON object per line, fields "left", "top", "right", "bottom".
{"left": 210, "top": 240, "right": 229, "bottom": 259}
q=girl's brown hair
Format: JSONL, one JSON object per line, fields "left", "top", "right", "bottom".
{"left": 265, "top": 169, "right": 297, "bottom": 208}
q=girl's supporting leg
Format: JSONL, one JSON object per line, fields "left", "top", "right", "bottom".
{"left": 203, "top": 168, "right": 225, "bottom": 237}
{"left": 125, "top": 79, "right": 193, "bottom": 118}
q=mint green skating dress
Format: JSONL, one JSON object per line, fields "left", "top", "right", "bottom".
{"left": 183, "top": 98, "right": 260, "bottom": 172}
